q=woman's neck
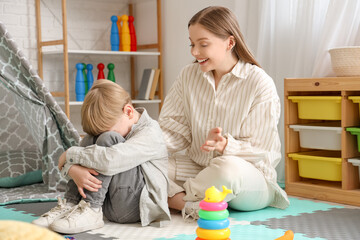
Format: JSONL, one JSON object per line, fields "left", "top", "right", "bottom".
{"left": 213, "top": 55, "right": 238, "bottom": 88}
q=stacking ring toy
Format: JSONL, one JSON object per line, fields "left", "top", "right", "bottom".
{"left": 195, "top": 238, "right": 230, "bottom": 240}
{"left": 199, "top": 200, "right": 228, "bottom": 211}
{"left": 197, "top": 218, "right": 230, "bottom": 230}
{"left": 196, "top": 227, "right": 231, "bottom": 240}
{"left": 198, "top": 209, "right": 229, "bottom": 220}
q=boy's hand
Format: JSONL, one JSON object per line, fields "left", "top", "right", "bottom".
{"left": 68, "top": 165, "right": 102, "bottom": 199}
{"left": 58, "top": 150, "right": 67, "bottom": 170}
{"left": 201, "top": 127, "right": 228, "bottom": 154}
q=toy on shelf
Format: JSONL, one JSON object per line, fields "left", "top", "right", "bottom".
{"left": 75, "top": 63, "right": 85, "bottom": 101}
{"left": 195, "top": 185, "right": 232, "bottom": 240}
{"left": 97, "top": 63, "right": 105, "bottom": 80}
{"left": 81, "top": 63, "right": 88, "bottom": 94}
{"left": 110, "top": 15, "right": 119, "bottom": 51}
{"left": 128, "top": 15, "right": 137, "bottom": 51}
{"left": 107, "top": 63, "right": 115, "bottom": 82}
{"left": 120, "top": 15, "right": 131, "bottom": 51}
{"left": 274, "top": 230, "right": 294, "bottom": 240}
{"left": 86, "top": 64, "right": 94, "bottom": 90}
{"left": 117, "top": 15, "right": 122, "bottom": 51}
{"left": 76, "top": 63, "right": 114, "bottom": 100}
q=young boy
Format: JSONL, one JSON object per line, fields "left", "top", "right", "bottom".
{"left": 32, "top": 80, "right": 171, "bottom": 233}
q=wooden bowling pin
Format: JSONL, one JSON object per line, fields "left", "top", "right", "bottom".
{"left": 107, "top": 63, "right": 115, "bottom": 82}
{"left": 117, "top": 15, "right": 122, "bottom": 51}
{"left": 75, "top": 63, "right": 85, "bottom": 101}
{"left": 128, "top": 15, "right": 137, "bottom": 51}
{"left": 97, "top": 63, "right": 105, "bottom": 80}
{"left": 110, "top": 15, "right": 119, "bottom": 51}
{"left": 121, "top": 15, "right": 131, "bottom": 51}
{"left": 82, "top": 63, "right": 88, "bottom": 94}
{"left": 86, "top": 64, "right": 94, "bottom": 89}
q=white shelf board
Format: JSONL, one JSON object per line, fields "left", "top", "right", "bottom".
{"left": 58, "top": 99, "right": 161, "bottom": 106}
{"left": 43, "top": 49, "right": 160, "bottom": 56}
{"left": 132, "top": 99, "right": 162, "bottom": 104}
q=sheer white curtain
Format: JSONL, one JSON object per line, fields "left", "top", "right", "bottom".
{"left": 234, "top": 0, "right": 360, "bottom": 183}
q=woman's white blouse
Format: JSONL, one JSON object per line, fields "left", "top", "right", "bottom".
{"left": 158, "top": 60, "right": 289, "bottom": 209}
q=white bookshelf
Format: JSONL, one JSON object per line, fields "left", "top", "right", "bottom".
{"left": 43, "top": 49, "right": 160, "bottom": 56}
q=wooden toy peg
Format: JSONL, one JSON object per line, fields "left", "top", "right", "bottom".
{"left": 86, "top": 64, "right": 94, "bottom": 90}
{"left": 82, "top": 63, "right": 88, "bottom": 94}
{"left": 75, "top": 63, "right": 85, "bottom": 101}
{"left": 117, "top": 16, "right": 122, "bottom": 51}
{"left": 97, "top": 63, "right": 105, "bottom": 80}
{"left": 107, "top": 63, "right": 115, "bottom": 82}
{"left": 128, "top": 16, "right": 137, "bottom": 51}
{"left": 121, "top": 15, "right": 131, "bottom": 51}
{"left": 110, "top": 15, "right": 119, "bottom": 51}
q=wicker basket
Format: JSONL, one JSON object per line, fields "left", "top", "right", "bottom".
{"left": 329, "top": 47, "right": 360, "bottom": 77}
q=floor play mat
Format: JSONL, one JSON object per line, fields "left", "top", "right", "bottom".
{"left": 0, "top": 196, "right": 359, "bottom": 240}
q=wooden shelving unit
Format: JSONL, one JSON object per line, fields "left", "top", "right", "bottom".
{"left": 284, "top": 77, "right": 360, "bottom": 206}
{"left": 35, "top": 0, "right": 163, "bottom": 119}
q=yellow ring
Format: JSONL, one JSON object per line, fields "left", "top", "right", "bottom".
{"left": 196, "top": 227, "right": 231, "bottom": 240}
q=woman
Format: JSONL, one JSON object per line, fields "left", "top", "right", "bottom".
{"left": 158, "top": 6, "right": 289, "bottom": 220}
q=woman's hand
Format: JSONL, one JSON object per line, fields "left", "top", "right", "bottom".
{"left": 68, "top": 165, "right": 102, "bottom": 199}
{"left": 201, "top": 127, "right": 228, "bottom": 154}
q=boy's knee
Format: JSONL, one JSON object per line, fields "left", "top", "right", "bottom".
{"left": 96, "top": 131, "right": 125, "bottom": 147}
{"left": 80, "top": 135, "right": 96, "bottom": 147}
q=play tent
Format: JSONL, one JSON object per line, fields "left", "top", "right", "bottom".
{"left": 0, "top": 22, "right": 80, "bottom": 204}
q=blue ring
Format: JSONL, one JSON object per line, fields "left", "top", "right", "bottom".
{"left": 197, "top": 218, "right": 230, "bottom": 230}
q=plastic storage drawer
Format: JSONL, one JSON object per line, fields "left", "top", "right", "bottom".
{"left": 348, "top": 158, "right": 360, "bottom": 182}
{"left": 349, "top": 96, "right": 360, "bottom": 111}
{"left": 288, "top": 96, "right": 341, "bottom": 120}
{"left": 346, "top": 127, "right": 360, "bottom": 152}
{"left": 290, "top": 123, "right": 342, "bottom": 150}
{"left": 288, "top": 151, "right": 342, "bottom": 181}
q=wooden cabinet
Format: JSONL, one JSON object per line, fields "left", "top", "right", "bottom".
{"left": 35, "top": 0, "right": 163, "bottom": 122}
{"left": 284, "top": 77, "right": 360, "bottom": 206}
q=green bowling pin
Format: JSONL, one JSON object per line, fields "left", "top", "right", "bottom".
{"left": 82, "top": 63, "right": 88, "bottom": 94}
{"left": 107, "top": 63, "right": 115, "bottom": 82}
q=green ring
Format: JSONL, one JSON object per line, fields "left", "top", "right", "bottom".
{"left": 198, "top": 209, "right": 229, "bottom": 220}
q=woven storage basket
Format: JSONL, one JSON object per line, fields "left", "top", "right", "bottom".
{"left": 329, "top": 47, "right": 360, "bottom": 77}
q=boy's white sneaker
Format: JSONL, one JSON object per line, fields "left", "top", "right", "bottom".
{"left": 32, "top": 197, "right": 74, "bottom": 228}
{"left": 50, "top": 200, "right": 104, "bottom": 234}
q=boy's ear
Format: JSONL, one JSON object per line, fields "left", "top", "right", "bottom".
{"left": 123, "top": 104, "right": 134, "bottom": 118}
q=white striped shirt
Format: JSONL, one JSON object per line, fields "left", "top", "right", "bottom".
{"left": 158, "top": 60, "right": 289, "bottom": 209}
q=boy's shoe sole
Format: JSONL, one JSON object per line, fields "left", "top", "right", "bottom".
{"left": 50, "top": 220, "right": 104, "bottom": 234}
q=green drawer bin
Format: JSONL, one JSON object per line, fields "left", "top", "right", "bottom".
{"left": 346, "top": 127, "right": 360, "bottom": 152}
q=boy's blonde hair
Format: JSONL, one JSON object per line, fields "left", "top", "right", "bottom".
{"left": 81, "top": 79, "right": 132, "bottom": 136}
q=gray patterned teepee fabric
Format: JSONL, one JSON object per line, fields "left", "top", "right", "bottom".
{"left": 0, "top": 22, "right": 80, "bottom": 203}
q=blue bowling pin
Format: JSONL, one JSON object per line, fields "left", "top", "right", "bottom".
{"left": 75, "top": 63, "right": 85, "bottom": 101}
{"left": 110, "top": 15, "right": 119, "bottom": 51}
{"left": 86, "top": 64, "right": 94, "bottom": 90}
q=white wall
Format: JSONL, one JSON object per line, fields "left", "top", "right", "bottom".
{"left": 162, "top": 0, "right": 235, "bottom": 94}
{"left": 0, "top": 0, "right": 37, "bottom": 69}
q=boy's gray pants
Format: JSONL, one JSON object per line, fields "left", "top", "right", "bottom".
{"left": 64, "top": 131, "right": 145, "bottom": 223}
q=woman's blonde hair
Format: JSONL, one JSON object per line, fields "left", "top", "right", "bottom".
{"left": 81, "top": 79, "right": 132, "bottom": 136}
{"left": 188, "top": 6, "right": 261, "bottom": 68}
